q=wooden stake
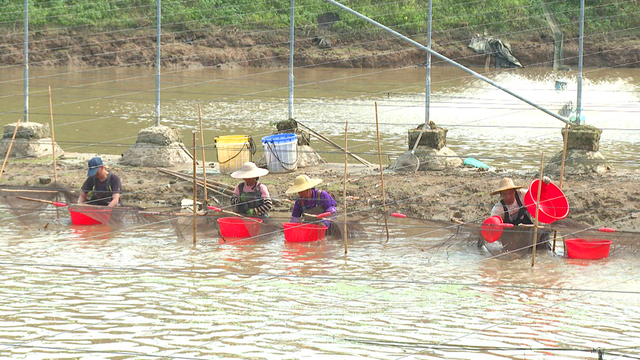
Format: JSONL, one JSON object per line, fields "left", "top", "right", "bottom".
{"left": 198, "top": 104, "right": 208, "bottom": 206}
{"left": 49, "top": 86, "right": 60, "bottom": 219}
{"left": 0, "top": 119, "right": 21, "bottom": 182}
{"left": 559, "top": 123, "right": 569, "bottom": 189}
{"left": 554, "top": 123, "right": 569, "bottom": 252}
{"left": 374, "top": 103, "right": 390, "bottom": 242}
{"left": 192, "top": 132, "right": 198, "bottom": 246}
{"left": 531, "top": 152, "right": 544, "bottom": 267}
{"left": 343, "top": 120, "right": 349, "bottom": 255}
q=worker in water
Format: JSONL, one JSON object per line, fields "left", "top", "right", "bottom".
{"left": 78, "top": 157, "right": 122, "bottom": 207}
{"left": 230, "top": 162, "right": 272, "bottom": 218}
{"left": 490, "top": 177, "right": 551, "bottom": 225}
{"left": 286, "top": 174, "right": 338, "bottom": 234}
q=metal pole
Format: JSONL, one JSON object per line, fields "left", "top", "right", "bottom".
{"left": 576, "top": 0, "right": 585, "bottom": 125}
{"left": 424, "top": 0, "right": 432, "bottom": 128}
{"left": 155, "top": 0, "right": 161, "bottom": 126}
{"left": 288, "top": 0, "right": 294, "bottom": 120}
{"left": 323, "top": 0, "right": 571, "bottom": 126}
{"left": 23, "top": 0, "right": 29, "bottom": 123}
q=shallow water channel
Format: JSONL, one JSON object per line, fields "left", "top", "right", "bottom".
{"left": 0, "top": 212, "right": 638, "bottom": 359}
{"left": 0, "top": 66, "right": 638, "bottom": 171}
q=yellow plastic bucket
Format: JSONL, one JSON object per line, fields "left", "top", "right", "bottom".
{"left": 215, "top": 135, "right": 251, "bottom": 173}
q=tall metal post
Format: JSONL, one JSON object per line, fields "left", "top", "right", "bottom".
{"left": 23, "top": 0, "right": 29, "bottom": 123}
{"left": 323, "top": 0, "right": 571, "bottom": 125}
{"left": 424, "top": 0, "right": 432, "bottom": 128}
{"left": 576, "top": 0, "right": 585, "bottom": 125}
{"left": 288, "top": 0, "right": 294, "bottom": 120}
{"left": 155, "top": 0, "right": 161, "bottom": 126}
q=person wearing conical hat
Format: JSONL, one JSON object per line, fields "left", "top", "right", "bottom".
{"left": 490, "top": 177, "right": 550, "bottom": 226}
{"left": 230, "top": 162, "right": 272, "bottom": 218}
{"left": 286, "top": 175, "right": 337, "bottom": 232}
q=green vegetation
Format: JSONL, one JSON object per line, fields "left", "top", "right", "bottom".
{"left": 0, "top": 0, "right": 637, "bottom": 38}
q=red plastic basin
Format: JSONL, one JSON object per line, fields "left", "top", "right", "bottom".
{"left": 69, "top": 206, "right": 112, "bottom": 225}
{"left": 565, "top": 238, "right": 612, "bottom": 260}
{"left": 217, "top": 217, "right": 262, "bottom": 238}
{"left": 283, "top": 223, "right": 327, "bottom": 242}
{"left": 525, "top": 179, "right": 569, "bottom": 224}
{"left": 481, "top": 216, "right": 504, "bottom": 243}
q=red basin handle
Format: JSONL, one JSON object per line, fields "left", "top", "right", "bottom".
{"left": 499, "top": 223, "right": 514, "bottom": 228}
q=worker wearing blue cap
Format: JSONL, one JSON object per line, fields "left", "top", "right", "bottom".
{"left": 78, "top": 157, "right": 122, "bottom": 206}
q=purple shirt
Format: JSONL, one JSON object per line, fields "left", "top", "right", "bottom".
{"left": 291, "top": 188, "right": 337, "bottom": 222}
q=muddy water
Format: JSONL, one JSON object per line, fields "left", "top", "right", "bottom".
{"left": 0, "top": 66, "right": 639, "bottom": 357}
{"left": 0, "top": 213, "right": 639, "bottom": 359}
{"left": 0, "top": 67, "right": 638, "bottom": 170}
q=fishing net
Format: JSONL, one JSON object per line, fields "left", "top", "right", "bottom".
{"left": 0, "top": 183, "right": 77, "bottom": 225}
{"left": 391, "top": 152, "right": 420, "bottom": 173}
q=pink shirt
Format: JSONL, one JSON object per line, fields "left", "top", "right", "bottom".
{"left": 233, "top": 182, "right": 270, "bottom": 199}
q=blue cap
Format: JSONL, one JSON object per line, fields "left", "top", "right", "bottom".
{"left": 87, "top": 157, "right": 103, "bottom": 177}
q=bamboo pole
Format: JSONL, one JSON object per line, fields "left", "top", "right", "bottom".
{"left": 343, "top": 120, "right": 349, "bottom": 255}
{"left": 554, "top": 123, "right": 569, "bottom": 252}
{"left": 157, "top": 168, "right": 232, "bottom": 195}
{"left": 48, "top": 86, "right": 59, "bottom": 219}
{"left": 192, "top": 132, "right": 197, "bottom": 246}
{"left": 374, "top": 102, "right": 390, "bottom": 242}
{"left": 0, "top": 119, "right": 21, "bottom": 182}
{"left": 198, "top": 104, "right": 208, "bottom": 206}
{"left": 531, "top": 152, "right": 544, "bottom": 267}
{"left": 559, "top": 123, "right": 569, "bottom": 189}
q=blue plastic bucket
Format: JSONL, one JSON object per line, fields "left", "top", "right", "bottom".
{"left": 261, "top": 133, "right": 298, "bottom": 173}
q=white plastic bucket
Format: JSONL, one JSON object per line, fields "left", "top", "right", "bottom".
{"left": 261, "top": 133, "right": 298, "bottom": 173}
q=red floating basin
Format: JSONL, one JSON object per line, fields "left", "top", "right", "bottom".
{"left": 480, "top": 215, "right": 514, "bottom": 243}
{"left": 283, "top": 223, "right": 327, "bottom": 242}
{"left": 565, "top": 238, "right": 612, "bottom": 260}
{"left": 68, "top": 206, "right": 112, "bottom": 225}
{"left": 217, "top": 217, "right": 262, "bottom": 239}
{"left": 525, "top": 179, "right": 569, "bottom": 224}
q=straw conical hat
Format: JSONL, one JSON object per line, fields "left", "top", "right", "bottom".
{"left": 286, "top": 175, "right": 323, "bottom": 194}
{"left": 231, "top": 162, "right": 269, "bottom": 179}
{"left": 490, "top": 177, "right": 524, "bottom": 196}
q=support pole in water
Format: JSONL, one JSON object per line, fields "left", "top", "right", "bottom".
{"left": 198, "top": 104, "right": 208, "bottom": 206}
{"left": 23, "top": 0, "right": 29, "bottom": 123}
{"left": 288, "top": 0, "right": 294, "bottom": 120}
{"left": 192, "top": 132, "right": 197, "bottom": 246}
{"left": 424, "top": 0, "right": 432, "bottom": 128}
{"left": 155, "top": 0, "right": 161, "bottom": 126}
{"left": 531, "top": 152, "right": 544, "bottom": 267}
{"left": 343, "top": 120, "right": 349, "bottom": 255}
{"left": 0, "top": 120, "right": 21, "bottom": 181}
{"left": 48, "top": 86, "right": 59, "bottom": 219}
{"left": 374, "top": 103, "right": 390, "bottom": 242}
{"left": 323, "top": 0, "right": 571, "bottom": 126}
{"left": 576, "top": 0, "right": 585, "bottom": 125}
{"left": 554, "top": 123, "right": 570, "bottom": 252}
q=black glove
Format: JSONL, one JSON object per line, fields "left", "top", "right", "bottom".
{"left": 236, "top": 203, "right": 249, "bottom": 214}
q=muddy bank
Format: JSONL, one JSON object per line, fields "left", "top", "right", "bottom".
{"left": 1, "top": 153, "right": 638, "bottom": 232}
{"left": 1, "top": 28, "right": 638, "bottom": 69}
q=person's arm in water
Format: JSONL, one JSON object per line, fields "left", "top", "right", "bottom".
{"left": 106, "top": 174, "right": 122, "bottom": 207}
{"left": 78, "top": 177, "right": 93, "bottom": 204}
{"left": 107, "top": 193, "right": 120, "bottom": 207}
{"left": 290, "top": 200, "right": 303, "bottom": 223}
{"left": 251, "top": 184, "right": 272, "bottom": 217}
